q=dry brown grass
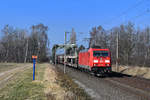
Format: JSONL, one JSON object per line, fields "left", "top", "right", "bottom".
{"left": 112, "top": 65, "right": 150, "bottom": 79}
{"left": 43, "top": 64, "right": 91, "bottom": 100}
{"left": 44, "top": 65, "right": 66, "bottom": 100}
{"left": 0, "top": 63, "right": 90, "bottom": 100}
{"left": 55, "top": 67, "right": 91, "bottom": 100}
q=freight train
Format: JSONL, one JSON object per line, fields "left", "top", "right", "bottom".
{"left": 56, "top": 47, "right": 112, "bottom": 75}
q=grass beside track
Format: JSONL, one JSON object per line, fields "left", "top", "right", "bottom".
{"left": 0, "top": 64, "right": 46, "bottom": 100}
{"left": 55, "top": 67, "right": 91, "bottom": 100}
{"left": 0, "top": 63, "right": 91, "bottom": 100}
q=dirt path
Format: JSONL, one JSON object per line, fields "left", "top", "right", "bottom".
{"left": 0, "top": 63, "right": 90, "bottom": 100}
{"left": 0, "top": 64, "right": 31, "bottom": 89}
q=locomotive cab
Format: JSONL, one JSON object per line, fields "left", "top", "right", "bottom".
{"left": 78, "top": 48, "right": 112, "bottom": 75}
{"left": 91, "top": 49, "right": 112, "bottom": 74}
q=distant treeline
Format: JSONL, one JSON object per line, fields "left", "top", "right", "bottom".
{"left": 1, "top": 22, "right": 150, "bottom": 66}
{"left": 0, "top": 23, "right": 49, "bottom": 63}
{"left": 89, "top": 22, "right": 150, "bottom": 67}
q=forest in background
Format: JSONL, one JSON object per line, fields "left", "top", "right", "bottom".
{"left": 0, "top": 23, "right": 50, "bottom": 63}
{"left": 0, "top": 22, "right": 150, "bottom": 67}
{"left": 89, "top": 22, "right": 150, "bottom": 67}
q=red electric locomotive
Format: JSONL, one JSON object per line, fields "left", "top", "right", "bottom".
{"left": 78, "top": 48, "right": 112, "bottom": 75}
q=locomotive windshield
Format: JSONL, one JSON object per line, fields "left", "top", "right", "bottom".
{"left": 93, "top": 51, "right": 109, "bottom": 57}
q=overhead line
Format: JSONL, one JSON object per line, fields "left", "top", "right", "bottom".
{"left": 122, "top": 8, "right": 150, "bottom": 25}
{"left": 103, "top": 0, "right": 146, "bottom": 26}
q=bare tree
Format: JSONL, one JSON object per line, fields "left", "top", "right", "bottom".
{"left": 89, "top": 22, "right": 150, "bottom": 67}
{"left": 0, "top": 24, "right": 49, "bottom": 63}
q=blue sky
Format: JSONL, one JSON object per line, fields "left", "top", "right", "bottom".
{"left": 0, "top": 0, "right": 150, "bottom": 48}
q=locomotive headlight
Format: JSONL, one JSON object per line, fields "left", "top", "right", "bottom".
{"left": 93, "top": 60, "right": 98, "bottom": 63}
{"left": 105, "top": 60, "right": 110, "bottom": 63}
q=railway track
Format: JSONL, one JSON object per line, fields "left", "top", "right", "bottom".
{"left": 105, "top": 72, "right": 150, "bottom": 100}
{"left": 56, "top": 64, "right": 150, "bottom": 100}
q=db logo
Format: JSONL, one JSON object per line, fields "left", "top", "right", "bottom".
{"left": 100, "top": 58, "right": 103, "bottom": 63}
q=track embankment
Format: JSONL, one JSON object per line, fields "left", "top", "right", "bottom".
{"left": 45, "top": 64, "right": 91, "bottom": 100}
{"left": 56, "top": 64, "right": 150, "bottom": 100}
{"left": 112, "top": 65, "right": 150, "bottom": 79}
